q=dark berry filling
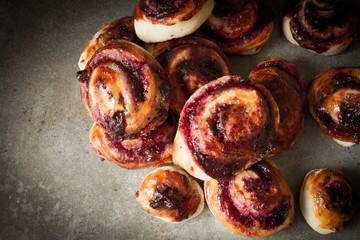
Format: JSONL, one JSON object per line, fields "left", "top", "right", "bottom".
{"left": 140, "top": 0, "right": 188, "bottom": 19}
{"left": 324, "top": 180, "right": 352, "bottom": 214}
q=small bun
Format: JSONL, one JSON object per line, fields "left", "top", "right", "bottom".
{"left": 307, "top": 67, "right": 360, "bottom": 146}
{"left": 205, "top": 158, "right": 294, "bottom": 237}
{"left": 195, "top": 0, "right": 274, "bottom": 54}
{"left": 136, "top": 166, "right": 204, "bottom": 222}
{"left": 133, "top": 0, "right": 214, "bottom": 43}
{"left": 282, "top": 0, "right": 357, "bottom": 55}
{"left": 300, "top": 168, "right": 355, "bottom": 234}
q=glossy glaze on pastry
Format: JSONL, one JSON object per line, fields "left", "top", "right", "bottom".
{"left": 249, "top": 58, "right": 306, "bottom": 154}
{"left": 300, "top": 168, "right": 355, "bottom": 234}
{"left": 78, "top": 16, "right": 144, "bottom": 70}
{"left": 77, "top": 40, "right": 170, "bottom": 139}
{"left": 283, "top": 0, "right": 357, "bottom": 55}
{"left": 205, "top": 158, "right": 294, "bottom": 237}
{"left": 148, "top": 36, "right": 233, "bottom": 114}
{"left": 89, "top": 112, "right": 176, "bottom": 169}
{"left": 308, "top": 67, "right": 360, "bottom": 146}
{"left": 134, "top": 0, "right": 214, "bottom": 43}
{"left": 196, "top": 0, "right": 274, "bottom": 54}
{"left": 173, "top": 75, "right": 279, "bottom": 181}
{"left": 136, "top": 166, "right": 204, "bottom": 222}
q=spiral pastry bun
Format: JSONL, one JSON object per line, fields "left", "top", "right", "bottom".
{"left": 148, "top": 36, "right": 233, "bottom": 114}
{"left": 173, "top": 75, "right": 279, "bottom": 181}
{"left": 308, "top": 67, "right": 360, "bottom": 147}
{"left": 282, "top": 0, "right": 357, "bottom": 56}
{"left": 205, "top": 158, "right": 294, "bottom": 237}
{"left": 197, "top": 0, "right": 274, "bottom": 54}
{"left": 77, "top": 40, "right": 170, "bottom": 139}
{"left": 136, "top": 166, "right": 204, "bottom": 222}
{"left": 78, "top": 16, "right": 144, "bottom": 70}
{"left": 249, "top": 58, "right": 306, "bottom": 155}
{"left": 300, "top": 168, "right": 355, "bottom": 234}
{"left": 133, "top": 0, "right": 214, "bottom": 43}
{"left": 89, "top": 112, "right": 176, "bottom": 169}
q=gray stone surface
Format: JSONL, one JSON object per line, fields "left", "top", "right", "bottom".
{"left": 0, "top": 0, "right": 359, "bottom": 239}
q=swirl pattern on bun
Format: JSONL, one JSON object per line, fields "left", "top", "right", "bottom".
{"left": 134, "top": 0, "right": 215, "bottom": 43}
{"left": 249, "top": 58, "right": 306, "bottom": 154}
{"left": 173, "top": 75, "right": 279, "bottom": 181}
{"left": 308, "top": 67, "right": 360, "bottom": 146}
{"left": 77, "top": 40, "right": 170, "bottom": 139}
{"left": 136, "top": 166, "right": 204, "bottom": 222}
{"left": 300, "top": 168, "right": 355, "bottom": 234}
{"left": 148, "top": 36, "right": 233, "bottom": 114}
{"left": 282, "top": 0, "right": 357, "bottom": 55}
{"left": 205, "top": 158, "right": 294, "bottom": 237}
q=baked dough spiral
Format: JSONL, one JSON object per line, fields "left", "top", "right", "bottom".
{"left": 173, "top": 75, "right": 279, "bottom": 181}
{"left": 78, "top": 16, "right": 144, "bottom": 70}
{"left": 77, "top": 40, "right": 170, "bottom": 139}
{"left": 300, "top": 168, "right": 355, "bottom": 234}
{"left": 283, "top": 0, "right": 357, "bottom": 55}
{"left": 89, "top": 112, "right": 176, "bottom": 169}
{"left": 308, "top": 67, "right": 360, "bottom": 146}
{"left": 205, "top": 158, "right": 294, "bottom": 237}
{"left": 136, "top": 166, "right": 204, "bottom": 222}
{"left": 196, "top": 0, "right": 274, "bottom": 54}
{"left": 134, "top": 0, "right": 214, "bottom": 43}
{"left": 249, "top": 58, "right": 306, "bottom": 154}
{"left": 148, "top": 36, "right": 233, "bottom": 114}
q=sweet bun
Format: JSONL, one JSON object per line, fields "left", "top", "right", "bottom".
{"left": 136, "top": 166, "right": 204, "bottom": 222}
{"left": 173, "top": 75, "right": 279, "bottom": 181}
{"left": 133, "top": 0, "right": 214, "bottom": 43}
{"left": 300, "top": 168, "right": 355, "bottom": 234}
{"left": 89, "top": 112, "right": 176, "bottom": 169}
{"left": 205, "top": 158, "right": 294, "bottom": 237}
{"left": 282, "top": 0, "right": 357, "bottom": 55}
{"left": 77, "top": 40, "right": 170, "bottom": 139}
{"left": 307, "top": 67, "right": 360, "bottom": 146}
{"left": 78, "top": 16, "right": 143, "bottom": 70}
{"left": 148, "top": 36, "right": 232, "bottom": 114}
{"left": 249, "top": 58, "right": 306, "bottom": 155}
{"left": 196, "top": 0, "right": 274, "bottom": 54}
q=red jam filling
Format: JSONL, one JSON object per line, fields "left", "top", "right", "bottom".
{"left": 140, "top": 0, "right": 188, "bottom": 19}
{"left": 324, "top": 180, "right": 352, "bottom": 214}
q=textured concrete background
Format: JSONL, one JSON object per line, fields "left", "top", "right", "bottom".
{"left": 0, "top": 0, "right": 359, "bottom": 239}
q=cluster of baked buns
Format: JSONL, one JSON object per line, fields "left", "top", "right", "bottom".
{"left": 77, "top": 0, "right": 358, "bottom": 237}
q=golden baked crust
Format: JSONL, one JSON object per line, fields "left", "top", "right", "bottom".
{"left": 300, "top": 168, "right": 355, "bottom": 234}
